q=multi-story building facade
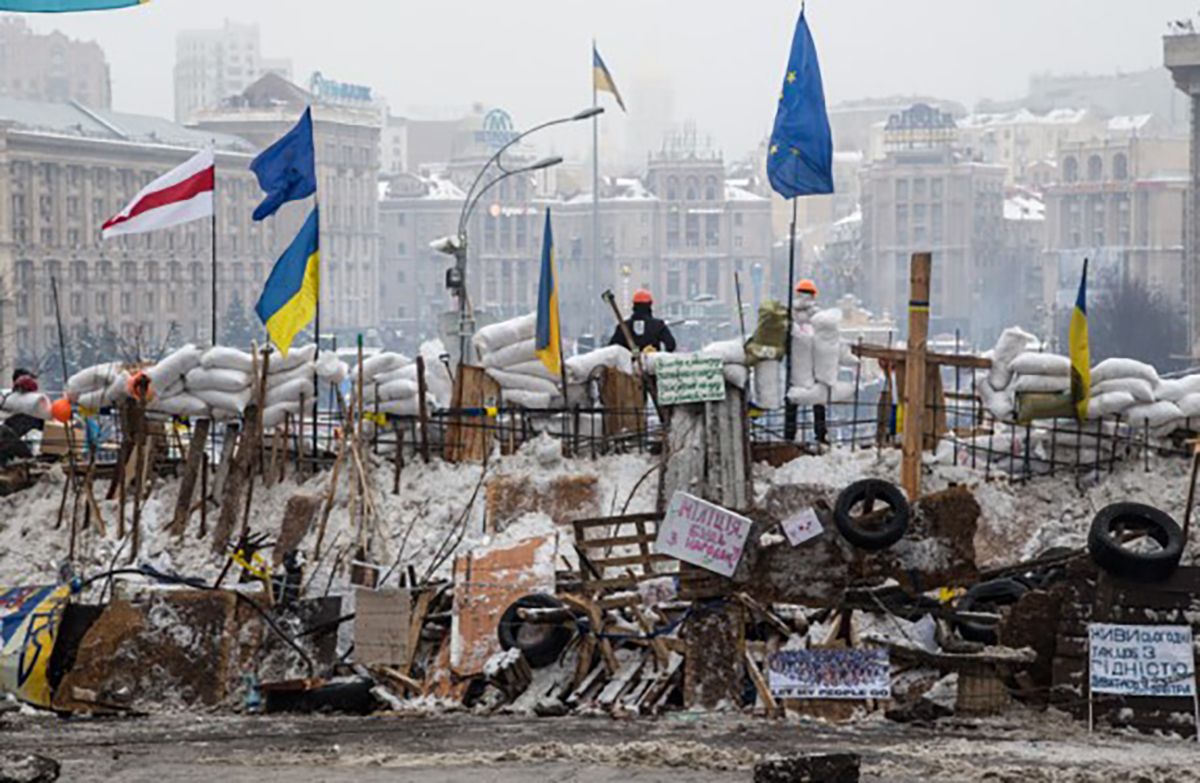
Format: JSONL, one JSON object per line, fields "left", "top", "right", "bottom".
{"left": 193, "top": 73, "right": 382, "bottom": 338}
{"left": 174, "top": 20, "right": 291, "bottom": 123}
{"left": 860, "top": 104, "right": 1008, "bottom": 341}
{"left": 1042, "top": 135, "right": 1188, "bottom": 312}
{"left": 956, "top": 108, "right": 1102, "bottom": 187}
{"left": 0, "top": 97, "right": 262, "bottom": 376}
{"left": 0, "top": 17, "right": 111, "bottom": 109}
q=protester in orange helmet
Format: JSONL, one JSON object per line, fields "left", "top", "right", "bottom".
{"left": 610, "top": 288, "right": 676, "bottom": 353}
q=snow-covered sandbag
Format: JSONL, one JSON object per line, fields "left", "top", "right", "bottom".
{"left": 473, "top": 313, "right": 537, "bottom": 355}
{"left": 105, "top": 372, "right": 131, "bottom": 404}
{"left": 315, "top": 351, "right": 349, "bottom": 385}
{"left": 787, "top": 384, "right": 829, "bottom": 407}
{"left": 506, "top": 360, "right": 560, "bottom": 383}
{"left": 192, "top": 388, "right": 252, "bottom": 414}
{"left": 565, "top": 345, "right": 634, "bottom": 384}
{"left": 359, "top": 352, "right": 410, "bottom": 381}
{"left": 1012, "top": 374, "right": 1070, "bottom": 394}
{"left": 0, "top": 391, "right": 52, "bottom": 420}
{"left": 752, "top": 360, "right": 783, "bottom": 410}
{"left": 202, "top": 346, "right": 254, "bottom": 374}
{"left": 699, "top": 339, "right": 746, "bottom": 365}
{"left": 813, "top": 334, "right": 840, "bottom": 386}
{"left": 67, "top": 363, "right": 123, "bottom": 397}
{"left": 811, "top": 307, "right": 841, "bottom": 336}
{"left": 1123, "top": 401, "right": 1183, "bottom": 428}
{"left": 146, "top": 344, "right": 203, "bottom": 390}
{"left": 184, "top": 367, "right": 251, "bottom": 394}
{"left": 989, "top": 327, "right": 1037, "bottom": 390}
{"left": 1091, "top": 358, "right": 1159, "bottom": 387}
{"left": 419, "top": 340, "right": 453, "bottom": 408}
{"left": 268, "top": 362, "right": 316, "bottom": 390}
{"left": 1009, "top": 352, "right": 1070, "bottom": 377}
{"left": 502, "top": 388, "right": 553, "bottom": 409}
{"left": 829, "top": 380, "right": 857, "bottom": 403}
{"left": 1091, "top": 377, "right": 1155, "bottom": 404}
{"left": 265, "top": 377, "right": 313, "bottom": 408}
{"left": 1178, "top": 393, "right": 1200, "bottom": 419}
{"left": 372, "top": 378, "right": 419, "bottom": 402}
{"left": 790, "top": 328, "right": 815, "bottom": 389}
{"left": 724, "top": 364, "right": 748, "bottom": 389}
{"left": 266, "top": 343, "right": 317, "bottom": 373}
{"left": 1087, "top": 391, "right": 1136, "bottom": 419}
{"left": 481, "top": 338, "right": 539, "bottom": 369}
{"left": 485, "top": 368, "right": 560, "bottom": 395}
{"left": 149, "top": 393, "right": 209, "bottom": 419}
{"left": 75, "top": 389, "right": 108, "bottom": 411}
{"left": 261, "top": 398, "right": 315, "bottom": 430}
{"left": 1156, "top": 375, "right": 1200, "bottom": 403}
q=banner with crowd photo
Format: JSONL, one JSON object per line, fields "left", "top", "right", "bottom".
{"left": 1, "top": 585, "right": 70, "bottom": 708}
{"left": 767, "top": 648, "right": 891, "bottom": 700}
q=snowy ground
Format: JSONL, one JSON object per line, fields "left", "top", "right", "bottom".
{"left": 4, "top": 708, "right": 1200, "bottom": 782}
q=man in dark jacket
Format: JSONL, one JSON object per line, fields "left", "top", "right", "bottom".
{"left": 609, "top": 289, "right": 676, "bottom": 353}
{"left": 0, "top": 369, "right": 41, "bottom": 464}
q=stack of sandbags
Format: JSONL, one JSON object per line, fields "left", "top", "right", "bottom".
{"left": 786, "top": 308, "right": 856, "bottom": 407}
{"left": 474, "top": 313, "right": 569, "bottom": 410}
{"left": 260, "top": 344, "right": 319, "bottom": 429}
{"left": 351, "top": 351, "right": 429, "bottom": 418}
{"left": 66, "top": 362, "right": 127, "bottom": 411}
{"left": 144, "top": 344, "right": 208, "bottom": 419}
{"left": 564, "top": 344, "right": 634, "bottom": 386}
{"left": 1088, "top": 358, "right": 1169, "bottom": 424}
{"left": 0, "top": 388, "right": 52, "bottom": 420}
{"left": 179, "top": 347, "right": 254, "bottom": 419}
{"left": 1008, "top": 352, "right": 1071, "bottom": 395}
{"left": 975, "top": 327, "right": 1038, "bottom": 420}
{"left": 699, "top": 339, "right": 750, "bottom": 391}
{"left": 1158, "top": 373, "right": 1200, "bottom": 420}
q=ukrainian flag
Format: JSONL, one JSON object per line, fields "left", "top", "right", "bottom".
{"left": 593, "top": 45, "right": 626, "bottom": 112}
{"left": 256, "top": 207, "right": 319, "bottom": 358}
{"left": 1069, "top": 258, "right": 1090, "bottom": 421}
{"left": 535, "top": 209, "right": 563, "bottom": 377}
{"left": 0, "top": 0, "right": 146, "bottom": 9}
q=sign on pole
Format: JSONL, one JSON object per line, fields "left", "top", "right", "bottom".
{"left": 1088, "top": 623, "right": 1199, "bottom": 742}
{"left": 656, "top": 491, "right": 751, "bottom": 578}
{"left": 767, "top": 648, "right": 891, "bottom": 700}
{"left": 655, "top": 355, "right": 725, "bottom": 405}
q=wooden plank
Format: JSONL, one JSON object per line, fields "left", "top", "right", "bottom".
{"left": 744, "top": 649, "right": 780, "bottom": 717}
{"left": 596, "top": 656, "right": 645, "bottom": 708}
{"left": 600, "top": 367, "right": 645, "bottom": 438}
{"left": 572, "top": 512, "right": 663, "bottom": 529}
{"left": 588, "top": 553, "right": 676, "bottom": 569}
{"left": 170, "top": 418, "right": 210, "bottom": 539}
{"left": 853, "top": 343, "right": 992, "bottom": 370}
{"left": 577, "top": 533, "right": 658, "bottom": 549}
{"left": 444, "top": 365, "right": 499, "bottom": 464}
{"left": 354, "top": 587, "right": 413, "bottom": 668}
{"left": 900, "top": 252, "right": 932, "bottom": 501}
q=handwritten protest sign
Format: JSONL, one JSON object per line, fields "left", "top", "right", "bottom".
{"left": 767, "top": 648, "right": 891, "bottom": 700}
{"left": 781, "top": 507, "right": 823, "bottom": 547}
{"left": 656, "top": 355, "right": 725, "bottom": 405}
{"left": 656, "top": 491, "right": 751, "bottom": 578}
{"left": 1089, "top": 624, "right": 1196, "bottom": 697}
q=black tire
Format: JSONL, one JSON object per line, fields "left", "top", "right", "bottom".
{"left": 955, "top": 578, "right": 1029, "bottom": 644}
{"left": 833, "top": 478, "right": 909, "bottom": 551}
{"left": 497, "top": 593, "right": 573, "bottom": 668}
{"left": 1088, "top": 502, "right": 1183, "bottom": 583}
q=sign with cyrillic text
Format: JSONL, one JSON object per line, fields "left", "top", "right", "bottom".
{"left": 657, "top": 491, "right": 751, "bottom": 578}
{"left": 1089, "top": 623, "right": 1196, "bottom": 698}
{"left": 656, "top": 355, "right": 725, "bottom": 405}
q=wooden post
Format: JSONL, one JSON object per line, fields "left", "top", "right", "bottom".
{"left": 416, "top": 356, "right": 430, "bottom": 464}
{"left": 900, "top": 252, "right": 932, "bottom": 502}
{"left": 171, "top": 417, "right": 211, "bottom": 539}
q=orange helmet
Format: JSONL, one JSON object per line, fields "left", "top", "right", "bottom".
{"left": 632, "top": 289, "right": 653, "bottom": 305}
{"left": 795, "top": 279, "right": 818, "bottom": 296}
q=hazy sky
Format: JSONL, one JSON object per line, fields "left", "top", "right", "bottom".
{"left": 20, "top": 0, "right": 1197, "bottom": 160}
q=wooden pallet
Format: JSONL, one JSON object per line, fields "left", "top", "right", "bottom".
{"left": 572, "top": 512, "right": 676, "bottom": 608}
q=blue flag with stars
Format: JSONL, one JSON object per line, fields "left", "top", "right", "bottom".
{"left": 767, "top": 7, "right": 834, "bottom": 198}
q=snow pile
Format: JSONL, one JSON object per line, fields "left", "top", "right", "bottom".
{"left": 785, "top": 307, "right": 857, "bottom": 408}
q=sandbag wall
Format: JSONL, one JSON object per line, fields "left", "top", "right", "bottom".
{"left": 783, "top": 307, "right": 858, "bottom": 409}
{"left": 347, "top": 340, "right": 453, "bottom": 417}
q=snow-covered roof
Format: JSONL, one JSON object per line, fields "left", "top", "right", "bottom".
{"left": 1108, "top": 114, "right": 1154, "bottom": 133}
{"left": 834, "top": 208, "right": 862, "bottom": 227}
{"left": 833, "top": 150, "right": 864, "bottom": 164}
{"left": 725, "top": 181, "right": 766, "bottom": 201}
{"left": 423, "top": 174, "right": 466, "bottom": 200}
{"left": 958, "top": 108, "right": 1089, "bottom": 128}
{"left": 611, "top": 177, "right": 657, "bottom": 201}
{"left": 1004, "top": 194, "right": 1045, "bottom": 221}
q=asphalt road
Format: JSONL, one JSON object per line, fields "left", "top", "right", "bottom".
{"left": 3, "top": 709, "right": 1198, "bottom": 782}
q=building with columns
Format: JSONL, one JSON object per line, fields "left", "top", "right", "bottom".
{"left": 0, "top": 96, "right": 261, "bottom": 376}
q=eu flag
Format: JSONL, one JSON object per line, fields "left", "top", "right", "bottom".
{"left": 767, "top": 8, "right": 834, "bottom": 198}
{"left": 250, "top": 107, "right": 317, "bottom": 221}
{"left": 535, "top": 209, "right": 562, "bottom": 377}
{"left": 0, "top": 0, "right": 146, "bottom": 9}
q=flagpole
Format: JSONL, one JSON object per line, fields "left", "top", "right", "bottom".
{"left": 784, "top": 197, "right": 798, "bottom": 441}
{"left": 211, "top": 149, "right": 218, "bottom": 346}
{"left": 592, "top": 38, "right": 600, "bottom": 339}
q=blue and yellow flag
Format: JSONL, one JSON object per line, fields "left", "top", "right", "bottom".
{"left": 0, "top": 0, "right": 145, "bottom": 9}
{"left": 767, "top": 8, "right": 834, "bottom": 198}
{"left": 1069, "top": 259, "right": 1090, "bottom": 421}
{"left": 256, "top": 207, "right": 319, "bottom": 357}
{"left": 593, "top": 45, "right": 626, "bottom": 112}
{"left": 535, "top": 209, "right": 563, "bottom": 377}
{"left": 250, "top": 107, "right": 317, "bottom": 222}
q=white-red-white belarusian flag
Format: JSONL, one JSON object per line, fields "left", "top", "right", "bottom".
{"left": 101, "top": 147, "right": 214, "bottom": 238}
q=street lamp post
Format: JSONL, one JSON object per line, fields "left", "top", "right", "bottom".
{"left": 435, "top": 107, "right": 604, "bottom": 366}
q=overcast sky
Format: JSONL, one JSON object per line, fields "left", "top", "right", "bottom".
{"left": 20, "top": 0, "right": 1197, "bottom": 160}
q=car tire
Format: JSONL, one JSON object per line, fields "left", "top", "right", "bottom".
{"left": 833, "top": 478, "right": 909, "bottom": 551}
{"left": 955, "top": 578, "right": 1029, "bottom": 644}
{"left": 1088, "top": 502, "right": 1183, "bottom": 583}
{"left": 497, "top": 593, "right": 573, "bottom": 668}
